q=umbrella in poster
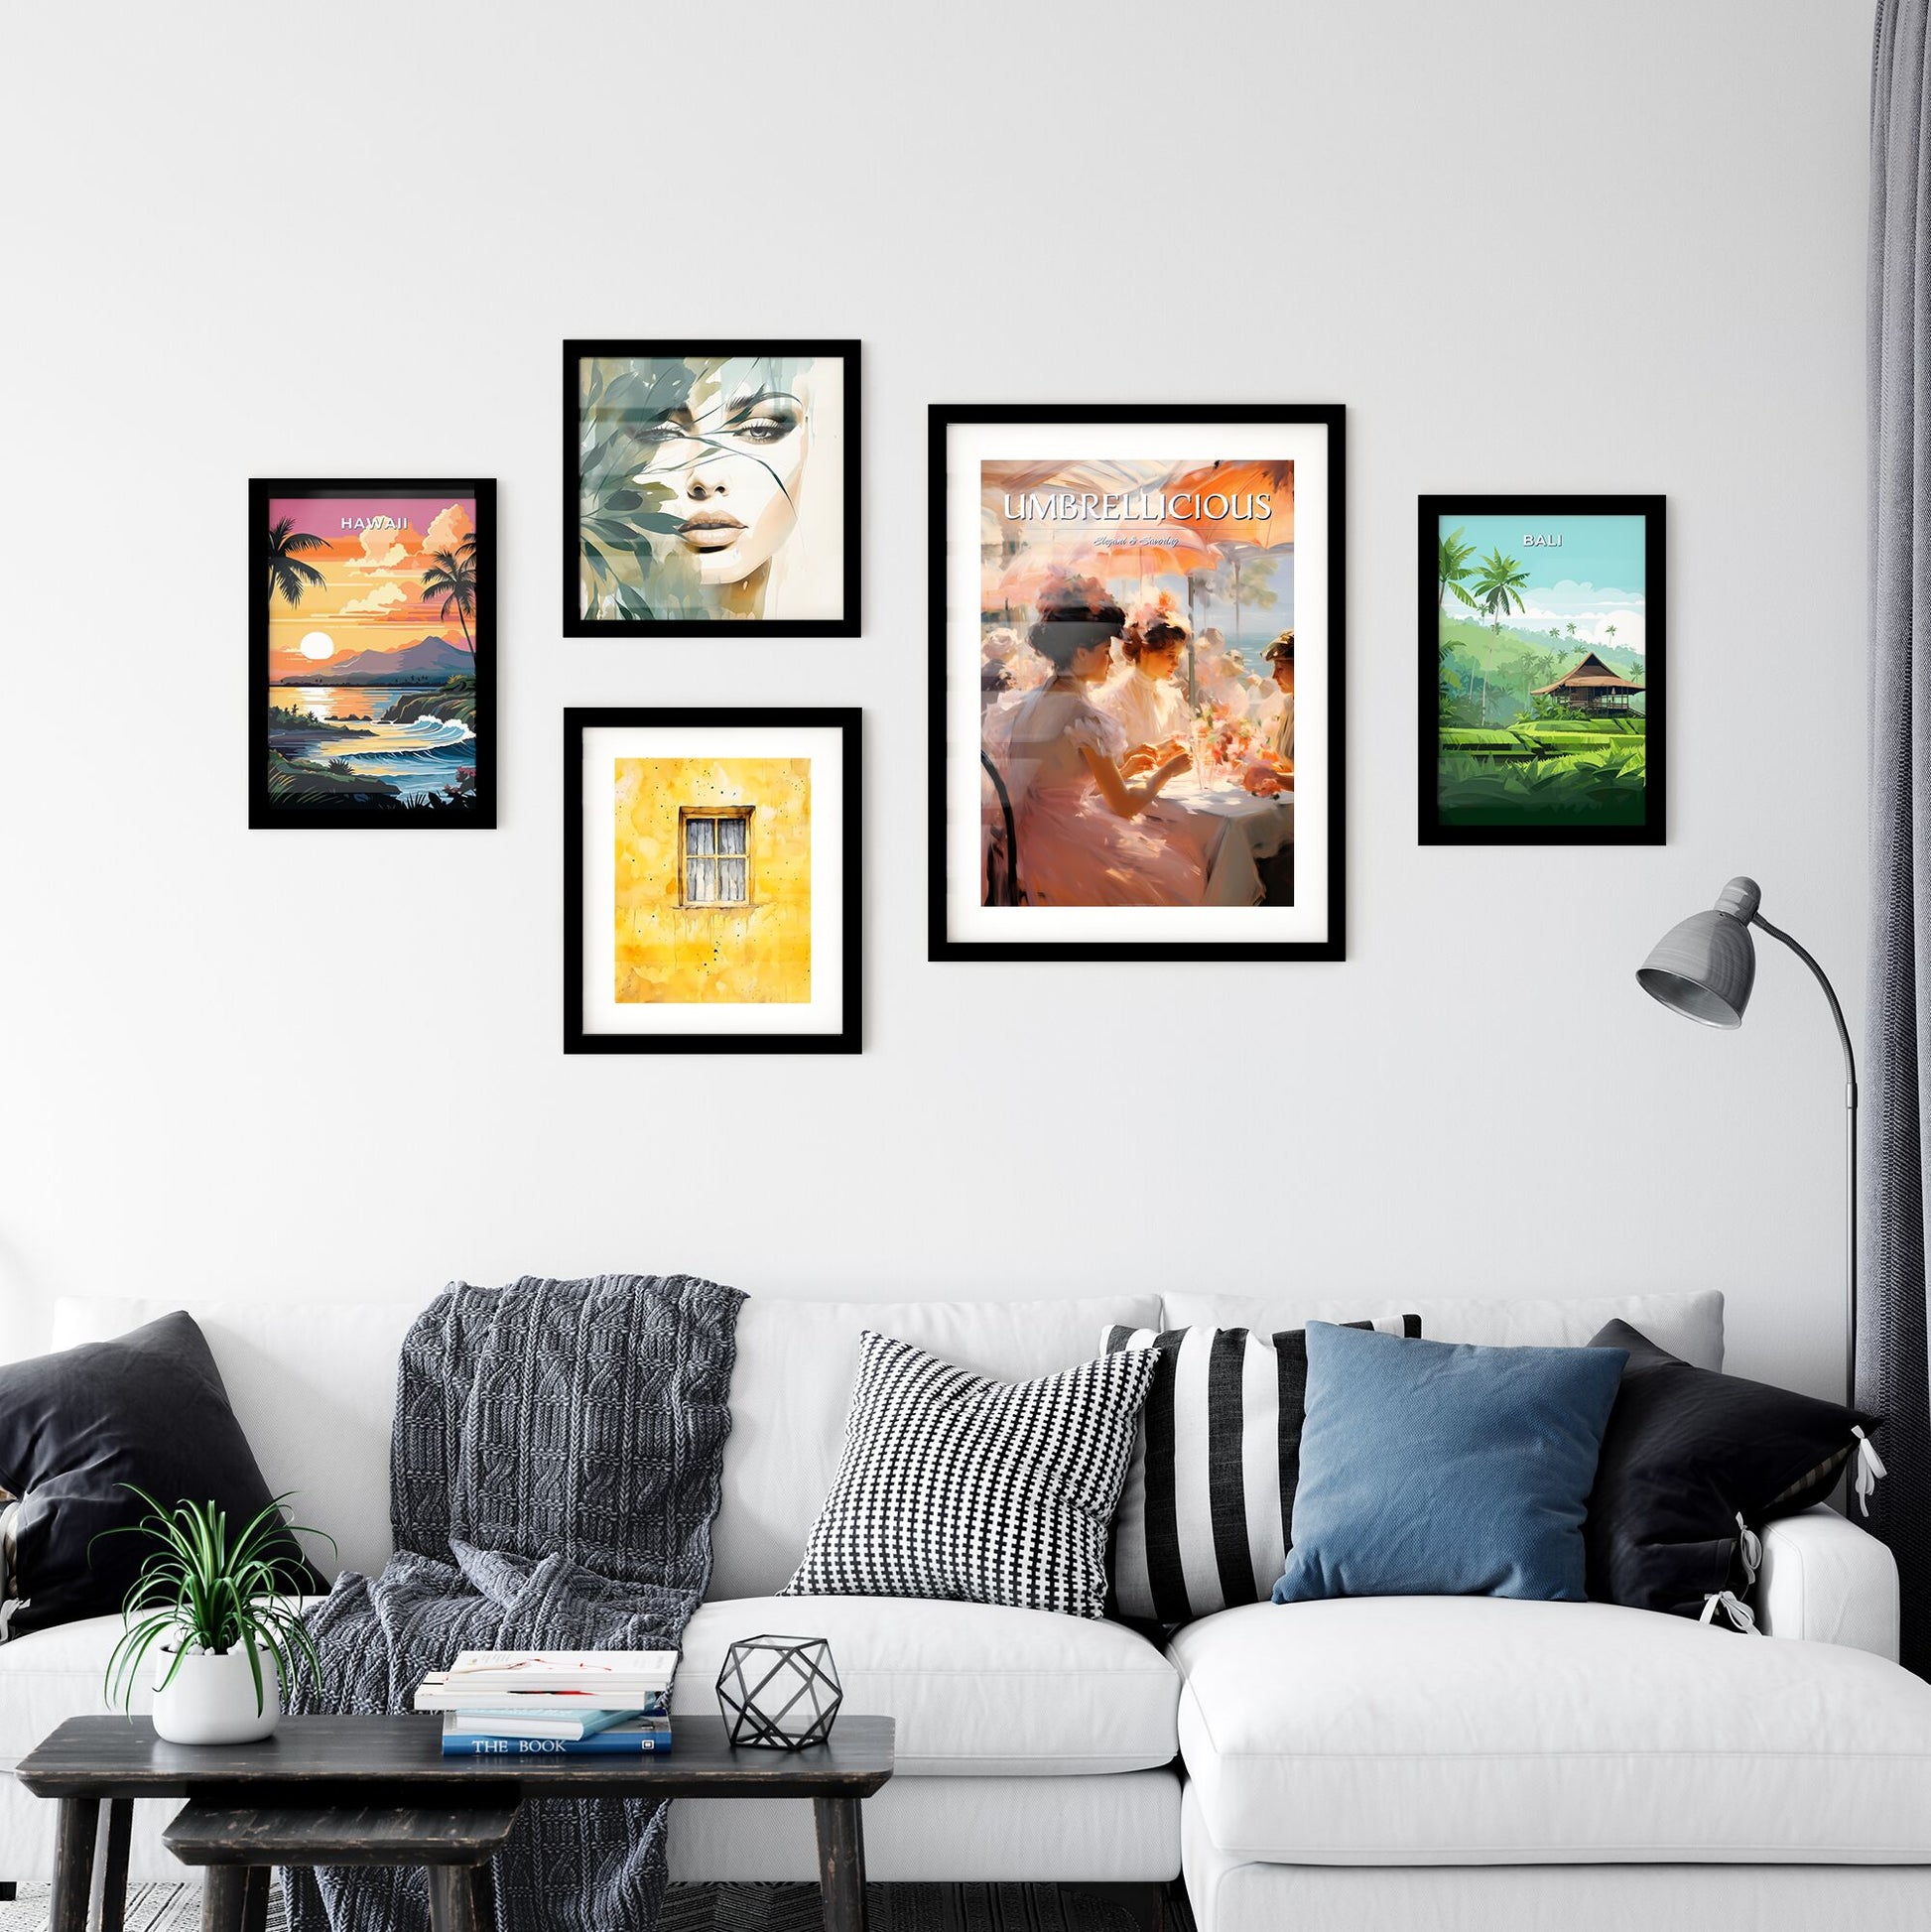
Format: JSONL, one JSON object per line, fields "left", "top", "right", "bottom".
{"left": 1168, "top": 460, "right": 1295, "bottom": 652}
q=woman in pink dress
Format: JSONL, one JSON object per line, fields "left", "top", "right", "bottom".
{"left": 986, "top": 574, "right": 1223, "bottom": 907}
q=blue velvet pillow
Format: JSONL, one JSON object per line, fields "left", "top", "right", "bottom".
{"left": 1272, "top": 1323, "right": 1628, "bottom": 1606}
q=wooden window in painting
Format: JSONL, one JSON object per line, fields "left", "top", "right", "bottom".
{"left": 680, "top": 807, "right": 753, "bottom": 908}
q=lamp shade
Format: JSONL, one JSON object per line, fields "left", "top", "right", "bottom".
{"left": 1635, "top": 876, "right": 1761, "bottom": 1028}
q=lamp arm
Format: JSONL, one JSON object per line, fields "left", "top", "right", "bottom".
{"left": 1750, "top": 910, "right": 1860, "bottom": 1410}
{"left": 1748, "top": 912, "right": 1858, "bottom": 1098}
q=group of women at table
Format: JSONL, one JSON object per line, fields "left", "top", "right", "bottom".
{"left": 979, "top": 572, "right": 1296, "bottom": 908}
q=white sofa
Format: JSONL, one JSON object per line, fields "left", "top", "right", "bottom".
{"left": 4, "top": 1286, "right": 1929, "bottom": 1932}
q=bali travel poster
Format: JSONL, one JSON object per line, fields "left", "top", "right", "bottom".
{"left": 931, "top": 407, "right": 1346, "bottom": 963}
{"left": 251, "top": 479, "right": 495, "bottom": 829}
{"left": 1421, "top": 494, "right": 1665, "bottom": 844}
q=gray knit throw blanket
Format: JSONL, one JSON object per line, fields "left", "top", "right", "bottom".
{"left": 286, "top": 1272, "right": 744, "bottom": 1932}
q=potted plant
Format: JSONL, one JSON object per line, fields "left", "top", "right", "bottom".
{"left": 101, "top": 1489, "right": 329, "bottom": 1745}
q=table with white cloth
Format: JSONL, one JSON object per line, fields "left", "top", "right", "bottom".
{"left": 1156, "top": 771, "right": 1294, "bottom": 906}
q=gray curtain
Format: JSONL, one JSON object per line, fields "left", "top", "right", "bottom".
{"left": 1866, "top": 0, "right": 1931, "bottom": 1677}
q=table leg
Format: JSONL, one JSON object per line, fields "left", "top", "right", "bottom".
{"left": 0, "top": 1884, "right": 16, "bottom": 1903}
{"left": 426, "top": 1866, "right": 492, "bottom": 1932}
{"left": 472, "top": 1857, "right": 498, "bottom": 1932}
{"left": 98, "top": 1801, "right": 134, "bottom": 1932}
{"left": 812, "top": 1797, "right": 867, "bottom": 1932}
{"left": 199, "top": 1867, "right": 253, "bottom": 1932}
{"left": 238, "top": 1868, "right": 272, "bottom": 1932}
{"left": 50, "top": 1799, "right": 99, "bottom": 1932}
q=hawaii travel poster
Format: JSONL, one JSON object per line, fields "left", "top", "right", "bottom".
{"left": 1420, "top": 494, "right": 1665, "bottom": 845}
{"left": 252, "top": 479, "right": 495, "bottom": 829}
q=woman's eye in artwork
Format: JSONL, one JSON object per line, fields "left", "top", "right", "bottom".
{"left": 724, "top": 406, "right": 800, "bottom": 445}
{"left": 632, "top": 419, "right": 689, "bottom": 447}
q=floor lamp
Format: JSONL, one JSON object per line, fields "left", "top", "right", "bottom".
{"left": 1636, "top": 876, "right": 1859, "bottom": 1405}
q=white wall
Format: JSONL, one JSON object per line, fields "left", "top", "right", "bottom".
{"left": 0, "top": 1, "right": 1871, "bottom": 1396}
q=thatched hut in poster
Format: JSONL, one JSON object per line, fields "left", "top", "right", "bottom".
{"left": 1531, "top": 650, "right": 1644, "bottom": 715}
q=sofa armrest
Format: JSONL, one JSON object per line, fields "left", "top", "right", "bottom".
{"left": 1755, "top": 1505, "right": 1899, "bottom": 1659}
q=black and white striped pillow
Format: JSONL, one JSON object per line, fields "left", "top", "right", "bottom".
{"left": 783, "top": 1330, "right": 1161, "bottom": 1619}
{"left": 1102, "top": 1318, "right": 1420, "bottom": 1624}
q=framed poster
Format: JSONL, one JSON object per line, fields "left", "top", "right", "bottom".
{"left": 564, "top": 708, "right": 861, "bottom": 1054}
{"left": 252, "top": 478, "right": 494, "bottom": 829}
{"left": 563, "top": 340, "right": 860, "bottom": 637}
{"left": 929, "top": 404, "right": 1346, "bottom": 962}
{"left": 1420, "top": 494, "right": 1665, "bottom": 845}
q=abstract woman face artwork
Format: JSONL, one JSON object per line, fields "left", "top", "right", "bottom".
{"left": 565, "top": 340, "right": 860, "bottom": 637}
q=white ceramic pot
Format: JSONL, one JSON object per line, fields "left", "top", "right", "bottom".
{"left": 152, "top": 1639, "right": 280, "bottom": 1745}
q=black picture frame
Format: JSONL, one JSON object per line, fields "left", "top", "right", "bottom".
{"left": 563, "top": 339, "right": 862, "bottom": 639}
{"left": 251, "top": 477, "right": 496, "bottom": 831}
{"left": 928, "top": 403, "right": 1348, "bottom": 963}
{"left": 563, "top": 707, "right": 862, "bottom": 1054}
{"left": 1419, "top": 493, "right": 1665, "bottom": 846}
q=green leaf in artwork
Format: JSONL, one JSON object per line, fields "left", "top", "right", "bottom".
{"left": 585, "top": 516, "right": 649, "bottom": 546}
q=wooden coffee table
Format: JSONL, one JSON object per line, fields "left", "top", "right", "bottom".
{"left": 16, "top": 1714, "right": 895, "bottom": 1932}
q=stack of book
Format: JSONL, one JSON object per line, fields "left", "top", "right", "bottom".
{"left": 415, "top": 1649, "right": 676, "bottom": 1757}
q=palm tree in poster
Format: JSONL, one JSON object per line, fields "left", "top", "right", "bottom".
{"left": 267, "top": 517, "right": 328, "bottom": 609}
{"left": 422, "top": 548, "right": 478, "bottom": 656}
{"left": 1472, "top": 546, "right": 1532, "bottom": 641}
{"left": 1437, "top": 527, "right": 1480, "bottom": 610}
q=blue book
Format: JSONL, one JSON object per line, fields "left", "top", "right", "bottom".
{"left": 446, "top": 1706, "right": 638, "bottom": 1742}
{"left": 442, "top": 1719, "right": 673, "bottom": 1757}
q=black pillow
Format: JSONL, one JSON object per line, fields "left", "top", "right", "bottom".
{"left": 1583, "top": 1318, "right": 1880, "bottom": 1620}
{"left": 0, "top": 1312, "right": 326, "bottom": 1637}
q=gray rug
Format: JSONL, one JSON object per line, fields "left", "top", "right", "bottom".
{"left": 0, "top": 1882, "right": 1161, "bottom": 1932}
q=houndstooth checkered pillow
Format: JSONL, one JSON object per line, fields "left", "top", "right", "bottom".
{"left": 781, "top": 1330, "right": 1161, "bottom": 1618}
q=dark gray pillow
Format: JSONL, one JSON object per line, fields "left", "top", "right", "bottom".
{"left": 0, "top": 1312, "right": 325, "bottom": 1636}
{"left": 1583, "top": 1319, "right": 1880, "bottom": 1620}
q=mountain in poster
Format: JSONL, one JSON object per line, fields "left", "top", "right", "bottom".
{"left": 275, "top": 635, "right": 472, "bottom": 684}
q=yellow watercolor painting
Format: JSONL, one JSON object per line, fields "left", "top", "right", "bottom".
{"left": 614, "top": 757, "right": 811, "bottom": 1004}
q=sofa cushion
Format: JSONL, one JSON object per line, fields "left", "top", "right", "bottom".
{"left": 51, "top": 1296, "right": 429, "bottom": 1585}
{"left": 781, "top": 1333, "right": 1157, "bottom": 1618}
{"left": 1, "top": 1592, "right": 1182, "bottom": 1783}
{"left": 1162, "top": 1292, "right": 1724, "bottom": 1371}
{"left": 1101, "top": 1317, "right": 1420, "bottom": 1625}
{"left": 0, "top": 1313, "right": 327, "bottom": 1635}
{"left": 1172, "top": 1596, "right": 1931, "bottom": 1863}
{"left": 711, "top": 1295, "right": 1160, "bottom": 1600}
{"left": 0, "top": 1611, "right": 138, "bottom": 1773}
{"left": 1584, "top": 1320, "right": 1882, "bottom": 1619}
{"left": 1273, "top": 1326, "right": 1627, "bottom": 1607}
{"left": 676, "top": 1595, "right": 1179, "bottom": 1775}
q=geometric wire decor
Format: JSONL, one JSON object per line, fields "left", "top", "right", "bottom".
{"left": 715, "top": 1634, "right": 843, "bottom": 1749}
